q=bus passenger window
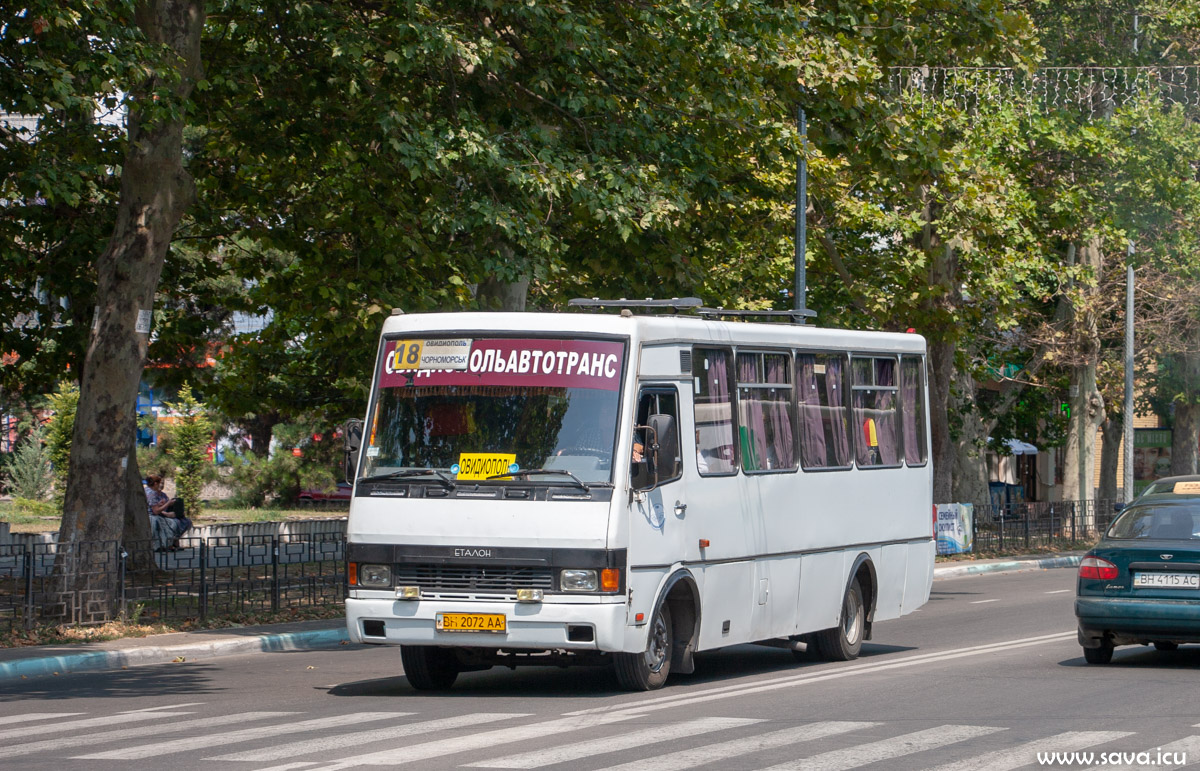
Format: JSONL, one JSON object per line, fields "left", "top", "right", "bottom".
{"left": 797, "top": 353, "right": 853, "bottom": 468}
{"left": 851, "top": 356, "right": 900, "bottom": 467}
{"left": 736, "top": 352, "right": 796, "bottom": 472}
{"left": 692, "top": 348, "right": 736, "bottom": 475}
{"left": 900, "top": 356, "right": 927, "bottom": 465}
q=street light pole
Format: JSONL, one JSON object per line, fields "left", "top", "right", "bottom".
{"left": 795, "top": 104, "right": 808, "bottom": 320}
{"left": 1124, "top": 241, "right": 1135, "bottom": 502}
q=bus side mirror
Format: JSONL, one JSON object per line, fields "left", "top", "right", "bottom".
{"left": 649, "top": 414, "right": 679, "bottom": 479}
{"left": 344, "top": 419, "right": 364, "bottom": 481}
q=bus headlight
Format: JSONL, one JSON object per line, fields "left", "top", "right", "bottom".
{"left": 560, "top": 569, "right": 598, "bottom": 592}
{"left": 359, "top": 564, "right": 392, "bottom": 588}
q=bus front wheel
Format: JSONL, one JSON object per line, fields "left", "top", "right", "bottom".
{"left": 401, "top": 645, "right": 459, "bottom": 690}
{"left": 614, "top": 602, "right": 673, "bottom": 691}
{"left": 813, "top": 577, "right": 865, "bottom": 661}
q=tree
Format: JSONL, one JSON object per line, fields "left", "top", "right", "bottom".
{"left": 165, "top": 383, "right": 213, "bottom": 515}
{"left": 57, "top": 0, "right": 205, "bottom": 559}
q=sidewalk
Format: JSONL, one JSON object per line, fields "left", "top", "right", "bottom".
{"left": 0, "top": 552, "right": 1083, "bottom": 683}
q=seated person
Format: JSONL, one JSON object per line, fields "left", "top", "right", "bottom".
{"left": 143, "top": 474, "right": 192, "bottom": 550}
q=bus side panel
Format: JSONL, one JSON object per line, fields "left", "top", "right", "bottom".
{"left": 696, "top": 561, "right": 754, "bottom": 650}
{"left": 624, "top": 567, "right": 671, "bottom": 652}
{"left": 873, "top": 543, "right": 910, "bottom": 622}
{"left": 795, "top": 551, "right": 843, "bottom": 634}
{"left": 751, "top": 556, "right": 801, "bottom": 641}
{"left": 902, "top": 539, "right": 935, "bottom": 613}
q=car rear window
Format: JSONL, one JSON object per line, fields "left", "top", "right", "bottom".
{"left": 1108, "top": 506, "right": 1200, "bottom": 540}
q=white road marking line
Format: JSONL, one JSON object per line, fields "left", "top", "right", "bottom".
{"left": 567, "top": 631, "right": 1074, "bottom": 718}
{"left": 464, "top": 716, "right": 762, "bottom": 769}
{"left": 72, "top": 711, "right": 411, "bottom": 760}
{"left": 210, "top": 713, "right": 526, "bottom": 762}
{"left": 1080, "top": 734, "right": 1200, "bottom": 771}
{"left": 0, "top": 710, "right": 193, "bottom": 741}
{"left": 761, "top": 724, "right": 1006, "bottom": 770}
{"left": 602, "top": 721, "right": 879, "bottom": 771}
{"left": 970, "top": 599, "right": 1000, "bottom": 604}
{"left": 0, "top": 713, "right": 82, "bottom": 726}
{"left": 1044, "top": 589, "right": 1072, "bottom": 594}
{"left": 5, "top": 711, "right": 294, "bottom": 758}
{"left": 922, "top": 730, "right": 1133, "bottom": 771}
{"left": 297, "top": 712, "right": 641, "bottom": 770}
{"left": 119, "top": 701, "right": 206, "bottom": 712}
{"left": 251, "top": 764, "right": 321, "bottom": 771}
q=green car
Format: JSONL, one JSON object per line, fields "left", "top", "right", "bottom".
{"left": 1076, "top": 496, "right": 1200, "bottom": 664}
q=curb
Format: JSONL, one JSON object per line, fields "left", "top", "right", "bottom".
{"left": 934, "top": 555, "right": 1083, "bottom": 579}
{"left": 0, "top": 627, "right": 350, "bottom": 683}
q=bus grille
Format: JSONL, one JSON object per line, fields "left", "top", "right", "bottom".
{"left": 394, "top": 564, "right": 554, "bottom": 594}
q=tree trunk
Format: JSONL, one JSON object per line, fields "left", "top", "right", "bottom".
{"left": 476, "top": 277, "right": 530, "bottom": 311}
{"left": 950, "top": 371, "right": 990, "bottom": 506}
{"left": 926, "top": 228, "right": 960, "bottom": 505}
{"left": 57, "top": 0, "right": 204, "bottom": 593}
{"left": 123, "top": 438, "right": 157, "bottom": 571}
{"left": 1171, "top": 348, "right": 1200, "bottom": 476}
{"left": 1098, "top": 416, "right": 1121, "bottom": 502}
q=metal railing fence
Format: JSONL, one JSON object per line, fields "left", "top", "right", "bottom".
{"left": 966, "top": 498, "right": 1120, "bottom": 552}
{"left": 0, "top": 533, "right": 346, "bottom": 633}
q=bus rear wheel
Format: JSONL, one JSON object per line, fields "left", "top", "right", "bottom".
{"left": 401, "top": 645, "right": 459, "bottom": 690}
{"left": 813, "top": 577, "right": 865, "bottom": 661}
{"left": 614, "top": 602, "right": 673, "bottom": 691}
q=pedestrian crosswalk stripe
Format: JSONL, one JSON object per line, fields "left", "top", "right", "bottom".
{"left": 464, "top": 716, "right": 763, "bottom": 769}
{"left": 72, "top": 712, "right": 412, "bottom": 760}
{"left": 0, "top": 713, "right": 83, "bottom": 727}
{"left": 0, "top": 710, "right": 193, "bottom": 742}
{"left": 602, "top": 721, "right": 879, "bottom": 771}
{"left": 288, "top": 712, "right": 641, "bottom": 770}
{"left": 760, "top": 724, "right": 1006, "bottom": 771}
{"left": 923, "top": 730, "right": 1134, "bottom": 771}
{"left": 1080, "top": 734, "right": 1200, "bottom": 771}
{"left": 6, "top": 711, "right": 295, "bottom": 759}
{"left": 209, "top": 713, "right": 528, "bottom": 762}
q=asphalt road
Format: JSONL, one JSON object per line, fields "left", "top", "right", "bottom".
{"left": 2, "top": 568, "right": 1198, "bottom": 770}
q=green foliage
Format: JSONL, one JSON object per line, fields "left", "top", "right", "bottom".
{"left": 164, "top": 385, "right": 215, "bottom": 516}
{"left": 223, "top": 422, "right": 339, "bottom": 507}
{"left": 44, "top": 383, "right": 78, "bottom": 507}
{"left": 2, "top": 427, "right": 53, "bottom": 502}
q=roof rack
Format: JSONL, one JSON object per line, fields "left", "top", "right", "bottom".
{"left": 696, "top": 307, "right": 817, "bottom": 322}
{"left": 568, "top": 297, "right": 703, "bottom": 313}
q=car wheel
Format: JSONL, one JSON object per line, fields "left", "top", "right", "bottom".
{"left": 400, "top": 645, "right": 459, "bottom": 690}
{"left": 1154, "top": 641, "right": 1179, "bottom": 652}
{"left": 1083, "top": 641, "right": 1114, "bottom": 664}
{"left": 813, "top": 578, "right": 865, "bottom": 661}
{"left": 614, "top": 601, "right": 672, "bottom": 691}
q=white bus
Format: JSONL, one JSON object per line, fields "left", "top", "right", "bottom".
{"left": 345, "top": 302, "right": 934, "bottom": 690}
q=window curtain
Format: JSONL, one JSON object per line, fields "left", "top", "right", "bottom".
{"left": 797, "top": 355, "right": 827, "bottom": 467}
{"left": 765, "top": 354, "right": 795, "bottom": 468}
{"left": 700, "top": 349, "right": 735, "bottom": 472}
{"left": 876, "top": 358, "right": 898, "bottom": 465}
{"left": 901, "top": 358, "right": 924, "bottom": 464}
{"left": 825, "top": 356, "right": 851, "bottom": 465}
{"left": 737, "top": 355, "right": 767, "bottom": 470}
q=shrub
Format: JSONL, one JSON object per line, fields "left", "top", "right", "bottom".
{"left": 2, "top": 426, "right": 53, "bottom": 502}
{"left": 164, "top": 385, "right": 215, "bottom": 516}
{"left": 45, "top": 383, "right": 79, "bottom": 506}
{"left": 224, "top": 421, "right": 339, "bottom": 506}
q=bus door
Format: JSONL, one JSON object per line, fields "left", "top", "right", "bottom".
{"left": 628, "top": 385, "right": 687, "bottom": 571}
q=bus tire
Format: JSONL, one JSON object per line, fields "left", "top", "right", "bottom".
{"left": 614, "top": 601, "right": 673, "bottom": 691}
{"left": 813, "top": 577, "right": 865, "bottom": 661}
{"left": 401, "top": 645, "right": 459, "bottom": 690}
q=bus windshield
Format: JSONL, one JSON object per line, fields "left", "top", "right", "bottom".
{"left": 360, "top": 337, "right": 625, "bottom": 485}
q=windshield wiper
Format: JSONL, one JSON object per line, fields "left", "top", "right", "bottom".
{"left": 485, "top": 468, "right": 604, "bottom": 492}
{"left": 357, "top": 469, "right": 456, "bottom": 489}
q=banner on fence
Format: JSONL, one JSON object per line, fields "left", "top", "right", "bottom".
{"left": 936, "top": 503, "right": 974, "bottom": 555}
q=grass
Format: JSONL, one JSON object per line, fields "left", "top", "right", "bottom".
{"left": 0, "top": 499, "right": 346, "bottom": 534}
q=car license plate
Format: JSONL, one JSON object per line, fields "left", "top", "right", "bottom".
{"left": 436, "top": 613, "right": 507, "bottom": 633}
{"left": 1133, "top": 572, "right": 1200, "bottom": 588}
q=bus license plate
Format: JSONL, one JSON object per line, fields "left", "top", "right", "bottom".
{"left": 436, "top": 613, "right": 507, "bottom": 633}
{"left": 1133, "top": 572, "right": 1200, "bottom": 589}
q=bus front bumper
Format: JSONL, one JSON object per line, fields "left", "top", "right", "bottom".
{"left": 345, "top": 596, "right": 628, "bottom": 652}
